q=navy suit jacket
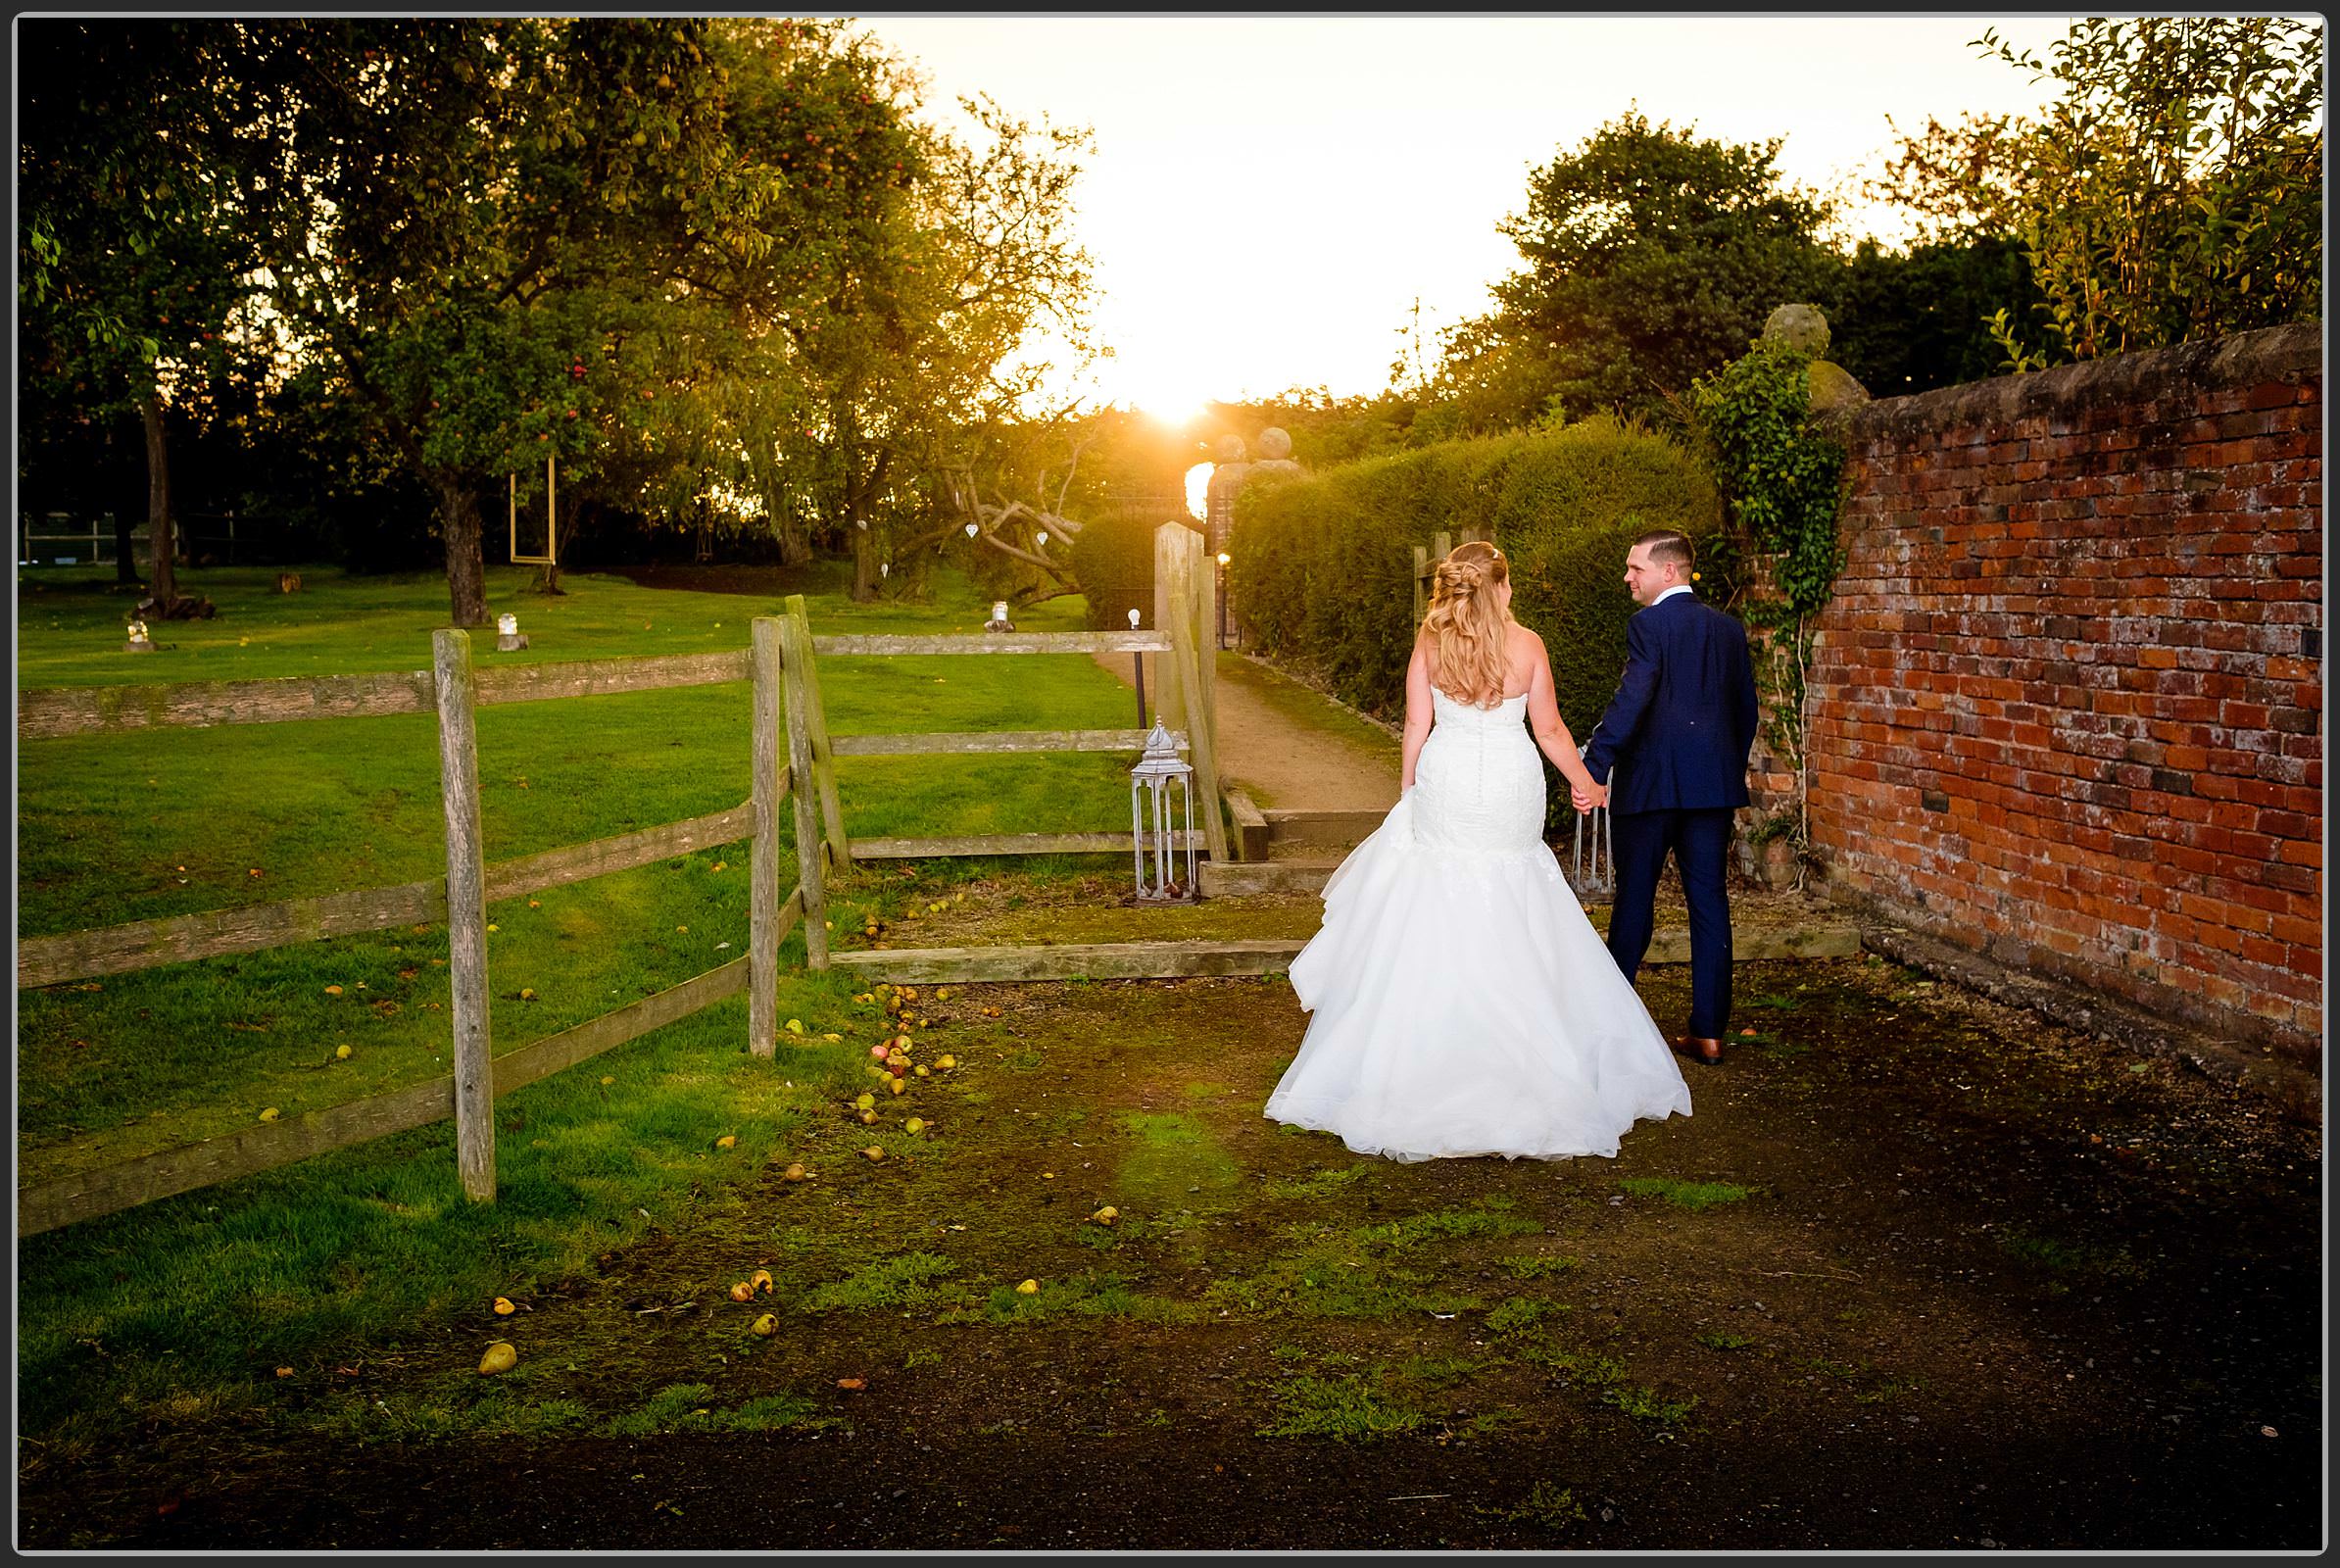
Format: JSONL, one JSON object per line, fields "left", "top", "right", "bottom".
{"left": 1580, "top": 591, "right": 1759, "bottom": 815}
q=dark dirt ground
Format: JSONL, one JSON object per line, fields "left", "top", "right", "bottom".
{"left": 17, "top": 911, "right": 2322, "bottom": 1552}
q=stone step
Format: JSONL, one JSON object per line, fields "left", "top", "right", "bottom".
{"left": 1199, "top": 858, "right": 1344, "bottom": 898}
{"left": 829, "top": 938, "right": 1308, "bottom": 983}
{"left": 1260, "top": 807, "right": 1388, "bottom": 850}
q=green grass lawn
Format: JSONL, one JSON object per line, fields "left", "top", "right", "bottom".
{"left": 16, "top": 559, "right": 1175, "bottom": 1450}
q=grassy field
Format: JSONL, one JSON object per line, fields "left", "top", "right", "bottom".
{"left": 15, "top": 559, "right": 1168, "bottom": 1451}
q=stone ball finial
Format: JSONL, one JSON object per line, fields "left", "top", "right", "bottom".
{"left": 1762, "top": 303, "right": 1829, "bottom": 358}
{"left": 1212, "top": 432, "right": 1247, "bottom": 465}
{"left": 1255, "top": 427, "right": 1292, "bottom": 462}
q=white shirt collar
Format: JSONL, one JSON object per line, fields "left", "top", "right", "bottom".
{"left": 1651, "top": 584, "right": 1695, "bottom": 606}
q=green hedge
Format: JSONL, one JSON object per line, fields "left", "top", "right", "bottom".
{"left": 1071, "top": 498, "right": 1194, "bottom": 633}
{"left": 1226, "top": 416, "right": 1730, "bottom": 833}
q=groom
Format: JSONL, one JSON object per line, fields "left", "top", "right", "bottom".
{"left": 1572, "top": 529, "right": 1759, "bottom": 1066}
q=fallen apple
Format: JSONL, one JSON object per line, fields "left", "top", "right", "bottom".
{"left": 715, "top": 1134, "right": 736, "bottom": 1149}
{"left": 335, "top": 1045, "right": 352, "bottom": 1060}
{"left": 1090, "top": 1206, "right": 1119, "bottom": 1226}
{"left": 886, "top": 1078, "right": 906, "bottom": 1096}
{"left": 858, "top": 1109, "right": 879, "bottom": 1125}
{"left": 854, "top": 1093, "right": 876, "bottom": 1110}
{"left": 753, "top": 1313, "right": 777, "bottom": 1337}
{"left": 904, "top": 1117, "right": 925, "bottom": 1134}
{"left": 937, "top": 1054, "right": 956, "bottom": 1069}
{"left": 750, "top": 1269, "right": 773, "bottom": 1292}
{"left": 1014, "top": 1279, "right": 1039, "bottom": 1295}
{"left": 862, "top": 1146, "right": 886, "bottom": 1161}
{"left": 493, "top": 1296, "right": 516, "bottom": 1315}
{"left": 478, "top": 1342, "right": 517, "bottom": 1375}
{"left": 729, "top": 1281, "right": 756, "bottom": 1302}
{"left": 782, "top": 1162, "right": 810, "bottom": 1181}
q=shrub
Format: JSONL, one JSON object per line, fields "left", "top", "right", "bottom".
{"left": 1227, "top": 416, "right": 1726, "bottom": 833}
{"left": 1072, "top": 492, "right": 1194, "bottom": 632}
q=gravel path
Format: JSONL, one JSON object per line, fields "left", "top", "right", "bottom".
{"left": 1093, "top": 648, "right": 1400, "bottom": 811}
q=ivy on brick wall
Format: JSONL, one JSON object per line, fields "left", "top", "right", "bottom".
{"left": 1687, "top": 338, "right": 1850, "bottom": 864}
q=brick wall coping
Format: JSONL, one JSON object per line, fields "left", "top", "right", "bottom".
{"left": 1835, "top": 320, "right": 2321, "bottom": 443}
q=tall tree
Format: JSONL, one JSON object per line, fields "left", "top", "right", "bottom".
{"left": 189, "top": 18, "right": 774, "bottom": 625}
{"left": 1877, "top": 17, "right": 2321, "bottom": 365}
{"left": 19, "top": 21, "right": 256, "bottom": 611}
{"left": 1441, "top": 110, "right": 1842, "bottom": 427}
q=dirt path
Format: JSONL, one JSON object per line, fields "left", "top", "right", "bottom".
{"left": 1093, "top": 649, "right": 1400, "bottom": 812}
{"left": 20, "top": 878, "right": 2320, "bottom": 1549}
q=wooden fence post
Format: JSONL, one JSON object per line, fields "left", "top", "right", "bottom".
{"left": 431, "top": 628, "right": 495, "bottom": 1203}
{"left": 748, "top": 617, "right": 783, "bottom": 1058}
{"left": 783, "top": 594, "right": 852, "bottom": 874}
{"left": 1155, "top": 523, "right": 1230, "bottom": 863}
{"left": 777, "top": 610, "right": 832, "bottom": 970}
{"left": 1412, "top": 543, "right": 1430, "bottom": 627}
{"left": 1150, "top": 524, "right": 1189, "bottom": 740}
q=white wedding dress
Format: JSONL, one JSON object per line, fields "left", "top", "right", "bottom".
{"left": 1266, "top": 688, "right": 1692, "bottom": 1161}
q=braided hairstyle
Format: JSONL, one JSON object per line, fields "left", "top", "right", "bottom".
{"left": 1422, "top": 539, "right": 1512, "bottom": 708}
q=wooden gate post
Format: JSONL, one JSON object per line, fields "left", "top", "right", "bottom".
{"left": 777, "top": 609, "right": 833, "bottom": 970}
{"left": 783, "top": 594, "right": 852, "bottom": 874}
{"left": 1150, "top": 524, "right": 1189, "bottom": 740}
{"left": 748, "top": 617, "right": 784, "bottom": 1057}
{"left": 1155, "top": 523, "right": 1231, "bottom": 863}
{"left": 431, "top": 628, "right": 496, "bottom": 1202}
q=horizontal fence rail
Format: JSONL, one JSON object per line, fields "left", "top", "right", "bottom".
{"left": 829, "top": 727, "right": 1188, "bottom": 759}
{"left": 15, "top": 939, "right": 789, "bottom": 1238}
{"left": 18, "top": 795, "right": 769, "bottom": 990}
{"left": 809, "top": 630, "right": 1170, "bottom": 657}
{"left": 18, "top": 670, "right": 439, "bottom": 740}
{"left": 17, "top": 651, "right": 756, "bottom": 742}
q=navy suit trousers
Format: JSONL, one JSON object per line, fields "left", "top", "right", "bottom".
{"left": 1605, "top": 807, "right": 1734, "bottom": 1040}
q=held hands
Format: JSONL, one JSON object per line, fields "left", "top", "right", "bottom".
{"left": 1571, "top": 779, "right": 1608, "bottom": 813}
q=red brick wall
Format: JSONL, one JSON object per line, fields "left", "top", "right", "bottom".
{"left": 1807, "top": 322, "right": 2322, "bottom": 1060}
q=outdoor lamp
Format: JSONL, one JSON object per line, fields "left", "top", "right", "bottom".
{"left": 1127, "top": 608, "right": 1141, "bottom": 629}
{"left": 496, "top": 612, "right": 529, "bottom": 652}
{"left": 1217, "top": 552, "right": 1231, "bottom": 566}
{"left": 1130, "top": 719, "right": 1197, "bottom": 903}
{"left": 123, "top": 618, "right": 154, "bottom": 654}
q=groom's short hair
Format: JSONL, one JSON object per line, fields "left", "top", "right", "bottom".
{"left": 1633, "top": 529, "right": 1694, "bottom": 570}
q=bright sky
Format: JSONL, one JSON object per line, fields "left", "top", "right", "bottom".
{"left": 855, "top": 13, "right": 2089, "bottom": 418}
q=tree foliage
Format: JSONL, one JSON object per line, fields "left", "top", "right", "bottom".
{"left": 1879, "top": 17, "right": 2322, "bottom": 366}
{"left": 1441, "top": 110, "right": 1843, "bottom": 427}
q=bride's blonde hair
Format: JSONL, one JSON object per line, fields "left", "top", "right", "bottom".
{"left": 1423, "top": 539, "right": 1511, "bottom": 707}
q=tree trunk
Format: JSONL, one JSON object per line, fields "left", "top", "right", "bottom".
{"left": 537, "top": 494, "right": 584, "bottom": 596}
{"left": 428, "top": 468, "right": 492, "bottom": 626}
{"left": 851, "top": 523, "right": 880, "bottom": 601}
{"left": 139, "top": 388, "right": 178, "bottom": 608}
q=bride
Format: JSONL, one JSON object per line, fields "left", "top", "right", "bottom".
{"left": 1265, "top": 540, "right": 1692, "bottom": 1161}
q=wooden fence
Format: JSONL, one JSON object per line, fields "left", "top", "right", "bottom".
{"left": 17, "top": 525, "right": 1226, "bottom": 1235}
{"left": 1411, "top": 526, "right": 1494, "bottom": 626}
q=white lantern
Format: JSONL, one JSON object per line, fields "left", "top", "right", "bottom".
{"left": 1130, "top": 720, "right": 1197, "bottom": 902}
{"left": 496, "top": 612, "right": 528, "bottom": 652}
{"left": 123, "top": 618, "right": 154, "bottom": 654}
{"left": 497, "top": 612, "right": 517, "bottom": 635}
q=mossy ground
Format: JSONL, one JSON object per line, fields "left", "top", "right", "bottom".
{"left": 19, "top": 900, "right": 2320, "bottom": 1551}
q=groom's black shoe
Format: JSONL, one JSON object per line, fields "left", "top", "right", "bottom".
{"left": 1673, "top": 1035, "right": 1724, "bottom": 1066}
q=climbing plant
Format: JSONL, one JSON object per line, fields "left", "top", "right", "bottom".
{"left": 1686, "top": 337, "right": 1848, "bottom": 866}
